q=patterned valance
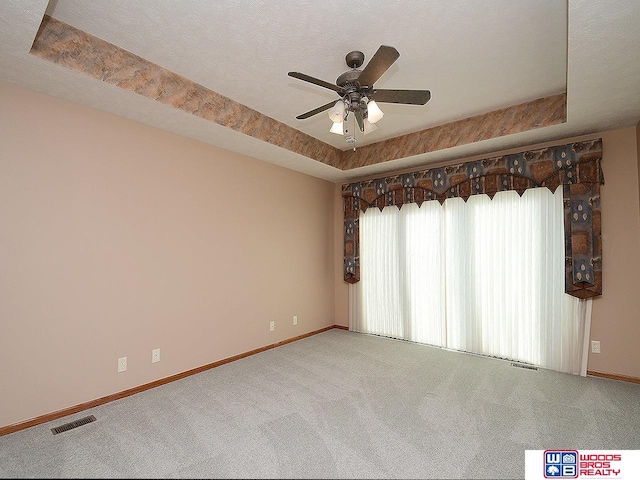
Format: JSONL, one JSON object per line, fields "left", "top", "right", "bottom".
{"left": 342, "top": 138, "right": 604, "bottom": 299}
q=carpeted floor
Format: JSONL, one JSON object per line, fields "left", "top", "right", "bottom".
{"left": 1, "top": 329, "right": 638, "bottom": 479}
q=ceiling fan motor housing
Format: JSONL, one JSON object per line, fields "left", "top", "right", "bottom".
{"left": 336, "top": 69, "right": 363, "bottom": 89}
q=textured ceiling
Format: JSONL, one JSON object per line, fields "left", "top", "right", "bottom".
{"left": 1, "top": 1, "right": 639, "bottom": 183}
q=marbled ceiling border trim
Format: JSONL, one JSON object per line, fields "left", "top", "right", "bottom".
{"left": 29, "top": 15, "right": 342, "bottom": 168}
{"left": 340, "top": 93, "right": 567, "bottom": 169}
{"left": 29, "top": 15, "right": 567, "bottom": 173}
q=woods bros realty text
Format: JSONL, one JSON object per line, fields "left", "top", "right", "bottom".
{"left": 577, "top": 453, "right": 622, "bottom": 477}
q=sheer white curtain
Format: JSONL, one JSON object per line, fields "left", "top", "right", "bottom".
{"left": 350, "top": 187, "right": 592, "bottom": 375}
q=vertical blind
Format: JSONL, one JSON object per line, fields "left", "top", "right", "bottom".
{"left": 350, "top": 187, "right": 591, "bottom": 375}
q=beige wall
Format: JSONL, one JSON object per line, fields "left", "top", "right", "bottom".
{"left": 334, "top": 183, "right": 349, "bottom": 327}
{"left": 2, "top": 80, "right": 638, "bottom": 431}
{"left": 0, "top": 83, "right": 336, "bottom": 429}
{"left": 334, "top": 127, "right": 640, "bottom": 379}
{"left": 637, "top": 120, "right": 640, "bottom": 216}
{"left": 589, "top": 127, "right": 640, "bottom": 378}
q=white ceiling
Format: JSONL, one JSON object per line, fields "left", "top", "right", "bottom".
{"left": 1, "top": 0, "right": 639, "bottom": 183}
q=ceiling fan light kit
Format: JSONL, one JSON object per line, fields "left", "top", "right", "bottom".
{"left": 363, "top": 117, "right": 378, "bottom": 134}
{"left": 365, "top": 99, "right": 384, "bottom": 123}
{"left": 288, "top": 45, "right": 431, "bottom": 147}
{"left": 328, "top": 100, "right": 345, "bottom": 123}
{"left": 329, "top": 120, "right": 344, "bottom": 135}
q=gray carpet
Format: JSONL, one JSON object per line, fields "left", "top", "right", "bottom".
{"left": 1, "top": 329, "right": 639, "bottom": 479}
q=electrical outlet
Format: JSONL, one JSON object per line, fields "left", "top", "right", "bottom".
{"left": 293, "top": 315, "right": 298, "bottom": 325}
{"left": 152, "top": 348, "right": 160, "bottom": 363}
{"left": 591, "top": 340, "right": 601, "bottom": 354}
{"left": 117, "top": 356, "right": 127, "bottom": 372}
{"left": 269, "top": 321, "right": 274, "bottom": 331}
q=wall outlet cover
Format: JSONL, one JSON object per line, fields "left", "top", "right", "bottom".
{"left": 118, "top": 357, "right": 127, "bottom": 372}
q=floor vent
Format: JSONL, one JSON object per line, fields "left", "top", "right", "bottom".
{"left": 511, "top": 362, "right": 538, "bottom": 371}
{"left": 51, "top": 415, "right": 96, "bottom": 435}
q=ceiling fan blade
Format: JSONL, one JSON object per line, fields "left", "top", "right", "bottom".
{"left": 288, "top": 71, "right": 345, "bottom": 94}
{"left": 355, "top": 109, "right": 364, "bottom": 132}
{"left": 296, "top": 101, "right": 337, "bottom": 120}
{"left": 373, "top": 89, "right": 431, "bottom": 105}
{"left": 357, "top": 45, "right": 400, "bottom": 88}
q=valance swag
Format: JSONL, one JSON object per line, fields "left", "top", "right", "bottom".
{"left": 342, "top": 138, "right": 604, "bottom": 299}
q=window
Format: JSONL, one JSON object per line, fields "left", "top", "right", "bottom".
{"left": 350, "top": 187, "right": 591, "bottom": 375}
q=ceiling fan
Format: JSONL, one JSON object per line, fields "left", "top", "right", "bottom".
{"left": 288, "top": 45, "right": 431, "bottom": 139}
